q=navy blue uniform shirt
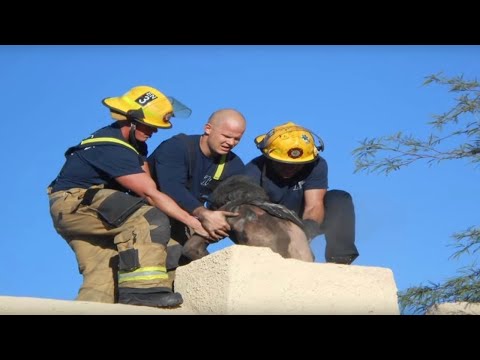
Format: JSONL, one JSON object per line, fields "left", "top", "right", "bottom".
{"left": 244, "top": 155, "right": 328, "bottom": 217}
{"left": 50, "top": 123, "right": 146, "bottom": 192}
{"left": 148, "top": 134, "right": 245, "bottom": 213}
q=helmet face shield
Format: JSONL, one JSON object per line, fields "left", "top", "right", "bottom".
{"left": 167, "top": 96, "right": 192, "bottom": 118}
{"left": 255, "top": 122, "right": 324, "bottom": 164}
{"left": 102, "top": 86, "right": 191, "bottom": 129}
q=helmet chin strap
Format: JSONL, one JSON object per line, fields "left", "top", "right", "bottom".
{"left": 129, "top": 121, "right": 139, "bottom": 149}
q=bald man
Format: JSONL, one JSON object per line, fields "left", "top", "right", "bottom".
{"left": 148, "top": 109, "right": 247, "bottom": 268}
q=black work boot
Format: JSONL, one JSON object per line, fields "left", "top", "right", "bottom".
{"left": 118, "top": 287, "right": 183, "bottom": 308}
{"left": 326, "top": 255, "right": 357, "bottom": 265}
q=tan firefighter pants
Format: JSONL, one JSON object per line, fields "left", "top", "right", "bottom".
{"left": 49, "top": 188, "right": 171, "bottom": 303}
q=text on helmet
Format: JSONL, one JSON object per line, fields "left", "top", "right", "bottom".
{"left": 135, "top": 92, "right": 158, "bottom": 106}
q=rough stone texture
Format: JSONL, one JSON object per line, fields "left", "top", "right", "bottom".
{"left": 0, "top": 245, "right": 402, "bottom": 315}
{"left": 426, "top": 302, "right": 480, "bottom": 315}
{"left": 0, "top": 296, "right": 195, "bottom": 315}
{"left": 175, "top": 245, "right": 400, "bottom": 315}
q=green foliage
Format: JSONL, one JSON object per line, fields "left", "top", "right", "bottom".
{"left": 399, "top": 226, "right": 480, "bottom": 314}
{"left": 399, "top": 267, "right": 480, "bottom": 315}
{"left": 450, "top": 226, "right": 480, "bottom": 260}
{"left": 353, "top": 73, "right": 480, "bottom": 175}
{"left": 352, "top": 73, "right": 480, "bottom": 314}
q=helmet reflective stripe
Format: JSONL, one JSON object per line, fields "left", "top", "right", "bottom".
{"left": 118, "top": 266, "right": 168, "bottom": 284}
{"left": 80, "top": 137, "right": 139, "bottom": 154}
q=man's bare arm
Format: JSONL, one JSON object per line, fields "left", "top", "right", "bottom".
{"left": 303, "top": 188, "right": 327, "bottom": 223}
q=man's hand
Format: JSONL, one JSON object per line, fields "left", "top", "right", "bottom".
{"left": 188, "top": 217, "right": 210, "bottom": 239}
{"left": 193, "top": 207, "right": 238, "bottom": 241}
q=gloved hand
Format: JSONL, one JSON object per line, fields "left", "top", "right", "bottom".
{"left": 301, "top": 219, "right": 322, "bottom": 242}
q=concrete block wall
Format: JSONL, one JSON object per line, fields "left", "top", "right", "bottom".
{"left": 0, "top": 245, "right": 401, "bottom": 315}
{"left": 175, "top": 245, "right": 400, "bottom": 315}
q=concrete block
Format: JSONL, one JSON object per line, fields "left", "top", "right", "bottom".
{"left": 175, "top": 245, "right": 400, "bottom": 314}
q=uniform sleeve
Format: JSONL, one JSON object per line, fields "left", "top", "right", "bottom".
{"left": 303, "top": 157, "right": 328, "bottom": 190}
{"left": 148, "top": 136, "right": 202, "bottom": 213}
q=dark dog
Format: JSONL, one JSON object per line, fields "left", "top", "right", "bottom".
{"left": 182, "top": 175, "right": 314, "bottom": 262}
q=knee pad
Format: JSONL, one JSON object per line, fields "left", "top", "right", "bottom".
{"left": 143, "top": 208, "right": 171, "bottom": 246}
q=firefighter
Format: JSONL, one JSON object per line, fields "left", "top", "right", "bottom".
{"left": 147, "top": 109, "right": 246, "bottom": 272}
{"left": 48, "top": 85, "right": 208, "bottom": 307}
{"left": 244, "top": 122, "right": 359, "bottom": 264}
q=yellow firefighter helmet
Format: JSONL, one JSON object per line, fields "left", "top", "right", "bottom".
{"left": 254, "top": 122, "right": 324, "bottom": 164}
{"left": 102, "top": 85, "right": 191, "bottom": 129}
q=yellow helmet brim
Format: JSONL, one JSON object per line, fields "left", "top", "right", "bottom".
{"left": 254, "top": 134, "right": 267, "bottom": 147}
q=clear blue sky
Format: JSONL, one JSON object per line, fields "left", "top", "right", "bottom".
{"left": 1, "top": 45, "right": 478, "bottom": 304}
